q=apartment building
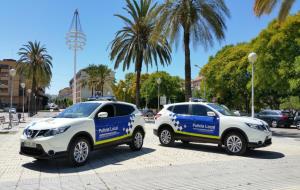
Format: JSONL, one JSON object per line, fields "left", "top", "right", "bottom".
{"left": 69, "top": 69, "right": 114, "bottom": 102}
{"left": 0, "top": 59, "right": 24, "bottom": 110}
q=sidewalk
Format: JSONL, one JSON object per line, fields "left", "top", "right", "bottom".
{"left": 0, "top": 113, "right": 34, "bottom": 134}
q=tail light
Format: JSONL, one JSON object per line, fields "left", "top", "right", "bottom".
{"left": 281, "top": 115, "right": 288, "bottom": 121}
{"left": 154, "top": 114, "right": 162, "bottom": 120}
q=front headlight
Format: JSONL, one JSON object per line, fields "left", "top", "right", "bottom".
{"left": 43, "top": 126, "right": 71, "bottom": 137}
{"left": 245, "top": 123, "right": 267, "bottom": 131}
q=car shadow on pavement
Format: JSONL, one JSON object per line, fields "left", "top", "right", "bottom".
{"left": 22, "top": 146, "right": 155, "bottom": 173}
{"left": 166, "top": 142, "right": 284, "bottom": 160}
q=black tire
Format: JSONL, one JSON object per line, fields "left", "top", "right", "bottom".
{"left": 224, "top": 132, "right": 247, "bottom": 156}
{"left": 181, "top": 140, "right": 190, "bottom": 144}
{"left": 297, "top": 121, "right": 300, "bottom": 130}
{"left": 159, "top": 127, "right": 174, "bottom": 146}
{"left": 129, "top": 130, "right": 144, "bottom": 151}
{"left": 68, "top": 137, "right": 90, "bottom": 167}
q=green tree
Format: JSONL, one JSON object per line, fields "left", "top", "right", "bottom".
{"left": 141, "top": 71, "right": 184, "bottom": 108}
{"left": 201, "top": 13, "right": 300, "bottom": 111}
{"left": 252, "top": 13, "right": 300, "bottom": 109}
{"left": 110, "top": 0, "right": 172, "bottom": 108}
{"left": 82, "top": 64, "right": 114, "bottom": 96}
{"left": 156, "top": 0, "right": 230, "bottom": 101}
{"left": 17, "top": 41, "right": 52, "bottom": 114}
{"left": 113, "top": 73, "right": 149, "bottom": 104}
{"left": 201, "top": 43, "right": 251, "bottom": 112}
{"left": 254, "top": 0, "right": 296, "bottom": 23}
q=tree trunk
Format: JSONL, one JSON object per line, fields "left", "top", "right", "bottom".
{"left": 183, "top": 28, "right": 192, "bottom": 101}
{"left": 135, "top": 52, "right": 143, "bottom": 108}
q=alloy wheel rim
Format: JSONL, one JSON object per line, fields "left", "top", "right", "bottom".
{"left": 227, "top": 135, "right": 242, "bottom": 153}
{"left": 161, "top": 130, "right": 171, "bottom": 144}
{"left": 271, "top": 121, "right": 277, "bottom": 128}
{"left": 74, "top": 141, "right": 89, "bottom": 163}
{"left": 134, "top": 132, "right": 143, "bottom": 148}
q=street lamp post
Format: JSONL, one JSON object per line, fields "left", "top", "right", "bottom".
{"left": 27, "top": 89, "right": 32, "bottom": 117}
{"left": 9, "top": 69, "right": 16, "bottom": 128}
{"left": 156, "top": 78, "right": 161, "bottom": 111}
{"left": 248, "top": 52, "right": 258, "bottom": 118}
{"left": 20, "top": 83, "right": 25, "bottom": 121}
{"left": 33, "top": 94, "right": 37, "bottom": 115}
{"left": 66, "top": 9, "right": 86, "bottom": 105}
{"left": 122, "top": 87, "right": 126, "bottom": 101}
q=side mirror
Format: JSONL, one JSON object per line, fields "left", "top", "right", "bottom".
{"left": 233, "top": 111, "right": 241, "bottom": 116}
{"left": 207, "top": 111, "right": 216, "bottom": 117}
{"left": 97, "top": 112, "right": 108, "bottom": 118}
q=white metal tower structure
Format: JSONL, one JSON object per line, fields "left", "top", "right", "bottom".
{"left": 66, "top": 9, "right": 86, "bottom": 104}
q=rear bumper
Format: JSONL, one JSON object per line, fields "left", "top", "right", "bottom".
{"left": 20, "top": 142, "right": 67, "bottom": 159}
{"left": 248, "top": 138, "right": 272, "bottom": 148}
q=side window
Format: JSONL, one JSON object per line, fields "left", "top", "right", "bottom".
{"left": 167, "top": 106, "right": 174, "bottom": 112}
{"left": 98, "top": 104, "right": 114, "bottom": 118}
{"left": 173, "top": 105, "right": 189, "bottom": 115}
{"left": 115, "top": 104, "right": 135, "bottom": 116}
{"left": 192, "top": 105, "right": 209, "bottom": 116}
{"left": 260, "top": 111, "right": 266, "bottom": 115}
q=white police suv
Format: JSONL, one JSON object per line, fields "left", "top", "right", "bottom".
{"left": 20, "top": 101, "right": 145, "bottom": 166}
{"left": 154, "top": 102, "right": 272, "bottom": 155}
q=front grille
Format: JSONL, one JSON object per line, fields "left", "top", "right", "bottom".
{"left": 24, "top": 129, "right": 49, "bottom": 138}
{"left": 20, "top": 144, "right": 45, "bottom": 156}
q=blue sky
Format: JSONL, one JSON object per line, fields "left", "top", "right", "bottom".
{"left": 0, "top": 0, "right": 299, "bottom": 95}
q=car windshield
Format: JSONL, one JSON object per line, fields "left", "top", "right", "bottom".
{"left": 55, "top": 103, "right": 101, "bottom": 118}
{"left": 207, "top": 103, "right": 235, "bottom": 116}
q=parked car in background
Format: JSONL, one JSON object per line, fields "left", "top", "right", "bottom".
{"left": 294, "top": 111, "right": 300, "bottom": 130}
{"left": 141, "top": 109, "right": 155, "bottom": 118}
{"left": 9, "top": 108, "right": 16, "bottom": 114}
{"left": 256, "top": 110, "right": 293, "bottom": 128}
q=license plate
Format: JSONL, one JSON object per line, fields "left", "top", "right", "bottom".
{"left": 23, "top": 141, "right": 36, "bottom": 148}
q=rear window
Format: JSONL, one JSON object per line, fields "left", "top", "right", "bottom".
{"left": 173, "top": 105, "right": 189, "bottom": 115}
{"left": 115, "top": 104, "right": 135, "bottom": 116}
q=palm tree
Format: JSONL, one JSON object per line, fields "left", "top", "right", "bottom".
{"left": 110, "top": 0, "right": 172, "bottom": 107}
{"left": 17, "top": 41, "right": 52, "bottom": 114}
{"left": 254, "top": 0, "right": 295, "bottom": 23}
{"left": 156, "top": 0, "right": 230, "bottom": 101}
{"left": 82, "top": 64, "right": 114, "bottom": 97}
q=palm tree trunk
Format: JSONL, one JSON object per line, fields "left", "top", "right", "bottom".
{"left": 135, "top": 53, "right": 143, "bottom": 108}
{"left": 184, "top": 28, "right": 192, "bottom": 101}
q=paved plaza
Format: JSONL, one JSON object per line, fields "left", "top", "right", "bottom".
{"left": 0, "top": 113, "right": 300, "bottom": 190}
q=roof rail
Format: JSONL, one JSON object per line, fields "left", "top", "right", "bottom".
{"left": 87, "top": 96, "right": 116, "bottom": 101}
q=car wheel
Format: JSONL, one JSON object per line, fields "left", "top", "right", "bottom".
{"left": 271, "top": 120, "right": 277, "bottom": 128}
{"left": 225, "top": 132, "right": 247, "bottom": 156}
{"left": 297, "top": 121, "right": 300, "bottom": 130}
{"left": 181, "top": 140, "right": 190, "bottom": 144}
{"left": 159, "top": 128, "right": 174, "bottom": 146}
{"left": 130, "top": 130, "right": 144, "bottom": 151}
{"left": 68, "top": 137, "right": 90, "bottom": 167}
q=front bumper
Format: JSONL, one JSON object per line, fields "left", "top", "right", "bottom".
{"left": 248, "top": 137, "right": 272, "bottom": 148}
{"left": 20, "top": 142, "right": 67, "bottom": 159}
